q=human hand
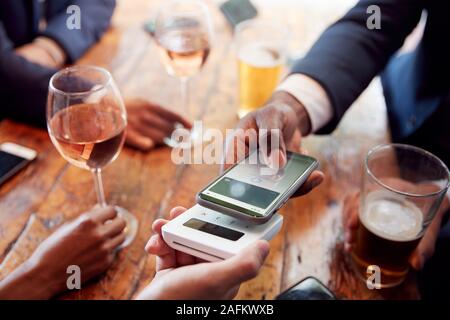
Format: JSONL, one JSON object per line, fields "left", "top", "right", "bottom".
{"left": 224, "top": 91, "right": 323, "bottom": 197}
{"left": 125, "top": 98, "right": 192, "bottom": 151}
{"left": 135, "top": 207, "right": 270, "bottom": 300}
{"left": 343, "top": 185, "right": 450, "bottom": 270}
{"left": 15, "top": 37, "right": 66, "bottom": 68}
{"left": 24, "top": 206, "right": 126, "bottom": 298}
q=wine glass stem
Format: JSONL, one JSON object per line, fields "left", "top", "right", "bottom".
{"left": 92, "top": 168, "right": 107, "bottom": 207}
{"left": 180, "top": 77, "right": 189, "bottom": 116}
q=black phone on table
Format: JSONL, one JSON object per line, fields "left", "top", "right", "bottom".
{"left": 220, "top": 0, "right": 258, "bottom": 29}
{"left": 276, "top": 277, "right": 336, "bottom": 300}
{"left": 0, "top": 143, "right": 37, "bottom": 186}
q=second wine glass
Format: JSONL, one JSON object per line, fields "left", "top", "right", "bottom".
{"left": 154, "top": 0, "right": 213, "bottom": 146}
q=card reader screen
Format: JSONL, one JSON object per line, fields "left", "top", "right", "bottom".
{"left": 184, "top": 218, "right": 244, "bottom": 241}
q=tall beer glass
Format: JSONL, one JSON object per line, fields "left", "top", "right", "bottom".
{"left": 235, "top": 20, "right": 288, "bottom": 118}
{"left": 352, "top": 144, "right": 449, "bottom": 288}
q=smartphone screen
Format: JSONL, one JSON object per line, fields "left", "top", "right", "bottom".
{"left": 0, "top": 151, "right": 30, "bottom": 185}
{"left": 199, "top": 152, "right": 317, "bottom": 217}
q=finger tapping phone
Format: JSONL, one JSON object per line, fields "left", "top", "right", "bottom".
{"left": 197, "top": 151, "right": 319, "bottom": 223}
{"left": 0, "top": 143, "right": 37, "bottom": 185}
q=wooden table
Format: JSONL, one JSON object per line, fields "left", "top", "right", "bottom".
{"left": 0, "top": 0, "right": 419, "bottom": 299}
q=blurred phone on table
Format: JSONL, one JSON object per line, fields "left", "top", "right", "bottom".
{"left": 276, "top": 277, "right": 336, "bottom": 300}
{"left": 0, "top": 142, "right": 37, "bottom": 185}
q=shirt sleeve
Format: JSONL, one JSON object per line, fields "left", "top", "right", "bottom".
{"left": 290, "top": 0, "right": 424, "bottom": 133}
{"left": 275, "top": 73, "right": 334, "bottom": 132}
{"left": 40, "top": 0, "right": 115, "bottom": 63}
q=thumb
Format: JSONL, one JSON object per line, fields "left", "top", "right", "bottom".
{"left": 214, "top": 240, "right": 270, "bottom": 287}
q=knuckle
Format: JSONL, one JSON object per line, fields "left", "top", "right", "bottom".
{"left": 264, "top": 104, "right": 282, "bottom": 117}
{"left": 117, "top": 224, "right": 127, "bottom": 234}
{"left": 241, "top": 259, "right": 260, "bottom": 278}
{"left": 91, "top": 229, "right": 104, "bottom": 242}
{"left": 78, "top": 215, "right": 97, "bottom": 230}
{"left": 117, "top": 233, "right": 127, "bottom": 246}
{"left": 117, "top": 217, "right": 127, "bottom": 230}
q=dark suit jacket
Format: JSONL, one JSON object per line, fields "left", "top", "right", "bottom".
{"left": 292, "top": 0, "right": 450, "bottom": 152}
{"left": 0, "top": 0, "right": 115, "bottom": 127}
{"left": 291, "top": 0, "right": 450, "bottom": 298}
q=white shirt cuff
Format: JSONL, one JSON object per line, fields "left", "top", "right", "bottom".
{"left": 275, "top": 74, "right": 333, "bottom": 132}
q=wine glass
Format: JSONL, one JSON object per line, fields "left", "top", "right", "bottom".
{"left": 154, "top": 0, "right": 213, "bottom": 146}
{"left": 47, "top": 65, "right": 138, "bottom": 248}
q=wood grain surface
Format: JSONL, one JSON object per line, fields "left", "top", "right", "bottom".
{"left": 0, "top": 0, "right": 418, "bottom": 299}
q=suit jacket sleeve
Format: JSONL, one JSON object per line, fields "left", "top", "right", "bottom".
{"left": 0, "top": 22, "right": 56, "bottom": 127}
{"left": 40, "top": 0, "right": 115, "bottom": 62}
{"left": 291, "top": 0, "right": 424, "bottom": 133}
{"left": 0, "top": 0, "right": 115, "bottom": 126}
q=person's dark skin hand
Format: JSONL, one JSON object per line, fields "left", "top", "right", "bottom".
{"left": 0, "top": 206, "right": 126, "bottom": 299}
{"left": 224, "top": 91, "right": 324, "bottom": 197}
{"left": 15, "top": 37, "right": 66, "bottom": 69}
{"left": 125, "top": 98, "right": 192, "bottom": 151}
{"left": 135, "top": 207, "right": 270, "bottom": 300}
{"left": 343, "top": 184, "right": 450, "bottom": 270}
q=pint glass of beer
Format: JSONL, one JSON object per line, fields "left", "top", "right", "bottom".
{"left": 234, "top": 20, "right": 289, "bottom": 118}
{"left": 352, "top": 144, "right": 449, "bottom": 288}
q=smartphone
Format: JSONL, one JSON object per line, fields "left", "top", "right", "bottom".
{"left": 220, "top": 0, "right": 258, "bottom": 29}
{"left": 143, "top": 20, "right": 155, "bottom": 37}
{"left": 197, "top": 151, "right": 318, "bottom": 223}
{"left": 0, "top": 143, "right": 37, "bottom": 185}
{"left": 276, "top": 277, "right": 336, "bottom": 300}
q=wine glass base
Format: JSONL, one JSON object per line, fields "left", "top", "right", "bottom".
{"left": 114, "top": 206, "right": 138, "bottom": 249}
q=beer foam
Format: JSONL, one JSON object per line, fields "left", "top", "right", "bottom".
{"left": 360, "top": 191, "right": 423, "bottom": 241}
{"left": 238, "top": 42, "right": 282, "bottom": 67}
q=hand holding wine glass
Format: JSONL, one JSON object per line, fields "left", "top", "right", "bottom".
{"left": 47, "top": 65, "right": 138, "bottom": 248}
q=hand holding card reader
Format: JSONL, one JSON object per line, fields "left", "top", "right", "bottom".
{"left": 162, "top": 204, "right": 283, "bottom": 261}
{"left": 162, "top": 151, "right": 318, "bottom": 261}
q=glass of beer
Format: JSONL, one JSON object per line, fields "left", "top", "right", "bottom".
{"left": 235, "top": 20, "right": 289, "bottom": 118}
{"left": 352, "top": 144, "right": 449, "bottom": 288}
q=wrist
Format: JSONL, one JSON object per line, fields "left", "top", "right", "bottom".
{"left": 33, "top": 37, "right": 66, "bottom": 67}
{"left": 269, "top": 91, "right": 312, "bottom": 136}
{"left": 0, "top": 258, "right": 56, "bottom": 299}
{"left": 24, "top": 258, "right": 61, "bottom": 299}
